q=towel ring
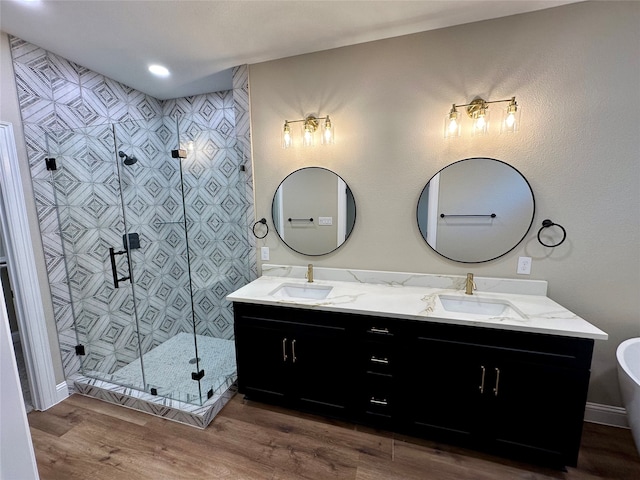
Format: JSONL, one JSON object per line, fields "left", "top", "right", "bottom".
{"left": 537, "top": 219, "right": 566, "bottom": 247}
{"left": 252, "top": 218, "right": 269, "bottom": 239}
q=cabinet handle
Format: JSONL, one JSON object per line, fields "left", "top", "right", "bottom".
{"left": 292, "top": 339, "right": 297, "bottom": 363}
{"left": 370, "top": 356, "right": 389, "bottom": 365}
{"left": 282, "top": 338, "right": 288, "bottom": 362}
{"left": 369, "top": 327, "right": 390, "bottom": 335}
{"left": 479, "top": 365, "right": 486, "bottom": 394}
{"left": 370, "top": 397, "right": 388, "bottom": 406}
{"left": 493, "top": 367, "right": 500, "bottom": 396}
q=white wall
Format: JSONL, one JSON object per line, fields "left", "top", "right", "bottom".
{"left": 248, "top": 2, "right": 640, "bottom": 406}
{"left": 1, "top": 280, "right": 39, "bottom": 479}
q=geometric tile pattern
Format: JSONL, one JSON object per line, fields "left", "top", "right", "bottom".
{"left": 9, "top": 35, "right": 256, "bottom": 410}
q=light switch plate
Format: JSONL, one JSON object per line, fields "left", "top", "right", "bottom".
{"left": 318, "top": 216, "right": 333, "bottom": 226}
{"left": 260, "top": 246, "right": 269, "bottom": 261}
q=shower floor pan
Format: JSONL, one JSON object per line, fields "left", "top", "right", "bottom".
{"left": 71, "top": 333, "right": 237, "bottom": 429}
{"left": 114, "top": 333, "right": 236, "bottom": 403}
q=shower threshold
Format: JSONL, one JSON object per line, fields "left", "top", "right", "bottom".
{"left": 70, "top": 334, "right": 237, "bottom": 429}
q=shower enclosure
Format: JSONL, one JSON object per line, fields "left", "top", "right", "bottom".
{"left": 45, "top": 115, "right": 251, "bottom": 406}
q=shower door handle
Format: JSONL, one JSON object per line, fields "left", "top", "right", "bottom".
{"left": 109, "top": 247, "right": 130, "bottom": 288}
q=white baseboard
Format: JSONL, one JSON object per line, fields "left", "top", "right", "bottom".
{"left": 55, "top": 381, "right": 69, "bottom": 406}
{"left": 584, "top": 402, "right": 628, "bottom": 428}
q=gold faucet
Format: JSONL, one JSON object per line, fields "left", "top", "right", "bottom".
{"left": 306, "top": 264, "right": 314, "bottom": 283}
{"left": 465, "top": 273, "right": 476, "bottom": 295}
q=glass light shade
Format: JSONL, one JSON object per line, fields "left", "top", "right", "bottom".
{"left": 321, "top": 117, "right": 334, "bottom": 145}
{"left": 501, "top": 104, "right": 521, "bottom": 134}
{"left": 444, "top": 104, "right": 461, "bottom": 139}
{"left": 282, "top": 122, "right": 292, "bottom": 149}
{"left": 444, "top": 114, "right": 461, "bottom": 139}
{"left": 302, "top": 122, "right": 315, "bottom": 147}
{"left": 471, "top": 108, "right": 490, "bottom": 136}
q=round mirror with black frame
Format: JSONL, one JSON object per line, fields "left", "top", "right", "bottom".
{"left": 272, "top": 167, "right": 356, "bottom": 256}
{"left": 417, "top": 157, "right": 535, "bottom": 263}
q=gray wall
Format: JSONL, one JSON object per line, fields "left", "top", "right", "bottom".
{"left": 248, "top": 2, "right": 640, "bottom": 407}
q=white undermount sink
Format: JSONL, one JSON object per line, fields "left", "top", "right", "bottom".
{"left": 271, "top": 283, "right": 333, "bottom": 300}
{"left": 438, "top": 295, "right": 524, "bottom": 318}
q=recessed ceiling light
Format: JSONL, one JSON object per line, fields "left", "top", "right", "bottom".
{"left": 148, "top": 64, "right": 170, "bottom": 77}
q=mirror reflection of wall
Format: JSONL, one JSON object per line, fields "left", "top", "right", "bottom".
{"left": 417, "top": 158, "right": 535, "bottom": 263}
{"left": 272, "top": 167, "right": 356, "bottom": 256}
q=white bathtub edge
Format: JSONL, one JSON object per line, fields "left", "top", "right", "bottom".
{"left": 584, "top": 402, "right": 629, "bottom": 428}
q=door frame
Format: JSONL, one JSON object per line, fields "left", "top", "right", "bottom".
{"left": 0, "top": 121, "right": 62, "bottom": 410}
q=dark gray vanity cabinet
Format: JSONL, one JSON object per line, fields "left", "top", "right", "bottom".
{"left": 233, "top": 303, "right": 356, "bottom": 418}
{"left": 233, "top": 302, "right": 594, "bottom": 468}
{"left": 405, "top": 323, "right": 594, "bottom": 467}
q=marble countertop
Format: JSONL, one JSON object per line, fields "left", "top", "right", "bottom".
{"left": 227, "top": 265, "right": 608, "bottom": 340}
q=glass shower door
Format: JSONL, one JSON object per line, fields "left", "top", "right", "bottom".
{"left": 177, "top": 116, "right": 252, "bottom": 404}
{"left": 114, "top": 117, "right": 203, "bottom": 403}
{"left": 46, "top": 124, "right": 145, "bottom": 390}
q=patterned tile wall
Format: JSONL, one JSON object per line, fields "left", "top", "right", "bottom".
{"left": 9, "top": 36, "right": 255, "bottom": 398}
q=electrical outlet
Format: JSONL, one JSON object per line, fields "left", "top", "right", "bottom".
{"left": 318, "top": 216, "right": 333, "bottom": 226}
{"left": 260, "top": 246, "right": 270, "bottom": 261}
{"left": 517, "top": 256, "right": 532, "bottom": 275}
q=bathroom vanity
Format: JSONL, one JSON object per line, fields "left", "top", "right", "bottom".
{"left": 228, "top": 265, "right": 607, "bottom": 468}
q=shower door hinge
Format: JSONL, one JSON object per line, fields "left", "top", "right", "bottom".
{"left": 191, "top": 370, "right": 205, "bottom": 381}
{"left": 45, "top": 157, "right": 57, "bottom": 171}
{"left": 171, "top": 149, "right": 187, "bottom": 159}
{"left": 239, "top": 165, "right": 246, "bottom": 172}
{"left": 207, "top": 388, "right": 214, "bottom": 399}
{"left": 75, "top": 344, "right": 85, "bottom": 356}
{"left": 123, "top": 232, "right": 140, "bottom": 250}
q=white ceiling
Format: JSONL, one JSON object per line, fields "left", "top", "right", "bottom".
{"left": 1, "top": 0, "right": 579, "bottom": 100}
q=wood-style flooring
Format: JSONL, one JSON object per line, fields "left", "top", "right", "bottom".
{"left": 28, "top": 394, "right": 640, "bottom": 479}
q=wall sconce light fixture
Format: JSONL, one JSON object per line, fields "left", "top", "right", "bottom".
{"left": 444, "top": 97, "right": 520, "bottom": 138}
{"left": 282, "top": 115, "right": 334, "bottom": 148}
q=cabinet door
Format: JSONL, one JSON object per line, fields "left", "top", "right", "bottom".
{"left": 489, "top": 359, "right": 590, "bottom": 467}
{"left": 292, "top": 322, "right": 352, "bottom": 417}
{"left": 235, "top": 318, "right": 292, "bottom": 403}
{"left": 405, "top": 337, "right": 486, "bottom": 444}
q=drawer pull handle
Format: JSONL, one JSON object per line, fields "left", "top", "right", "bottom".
{"left": 282, "top": 338, "right": 288, "bottom": 362}
{"left": 479, "top": 365, "right": 486, "bottom": 394}
{"left": 370, "top": 356, "right": 389, "bottom": 365}
{"left": 493, "top": 367, "right": 500, "bottom": 396}
{"left": 370, "top": 397, "right": 388, "bottom": 406}
{"left": 369, "top": 327, "right": 390, "bottom": 335}
{"left": 292, "top": 339, "right": 297, "bottom": 363}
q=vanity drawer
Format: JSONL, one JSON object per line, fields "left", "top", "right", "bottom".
{"left": 361, "top": 342, "right": 395, "bottom": 376}
{"left": 362, "top": 323, "right": 397, "bottom": 340}
{"left": 359, "top": 375, "right": 396, "bottom": 423}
